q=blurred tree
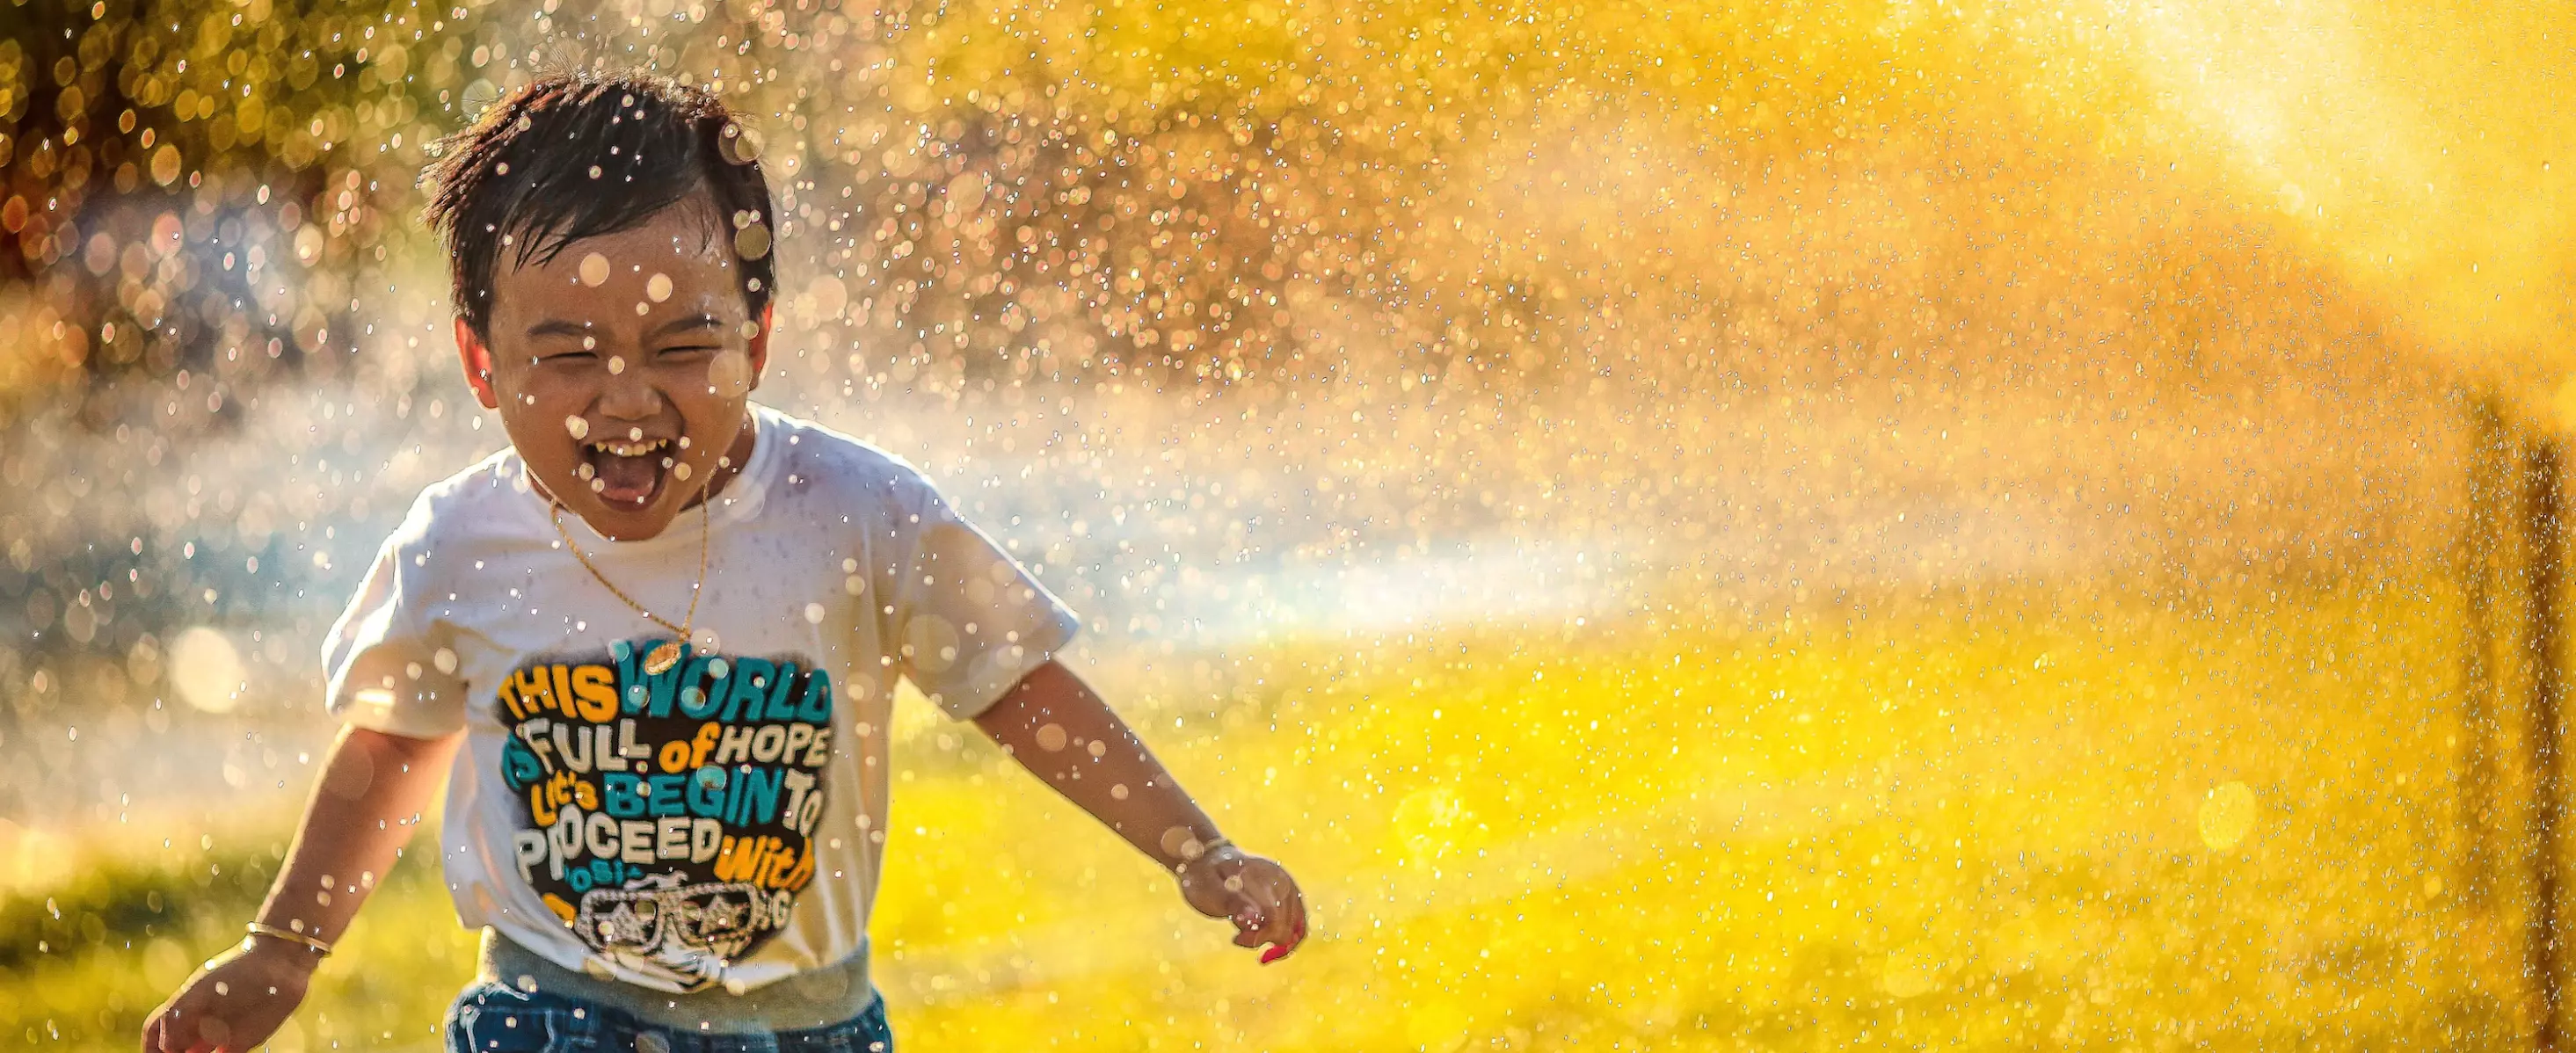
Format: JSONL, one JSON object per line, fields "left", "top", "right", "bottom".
{"left": 0, "top": 0, "right": 486, "bottom": 424}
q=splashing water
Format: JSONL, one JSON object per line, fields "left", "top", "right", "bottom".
{"left": 0, "top": 0, "right": 2558, "bottom": 1048}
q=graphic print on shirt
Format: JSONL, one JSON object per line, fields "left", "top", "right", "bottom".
{"left": 496, "top": 639, "right": 833, "bottom": 991}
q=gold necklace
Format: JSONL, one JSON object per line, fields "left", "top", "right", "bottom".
{"left": 549, "top": 498, "right": 709, "bottom": 675}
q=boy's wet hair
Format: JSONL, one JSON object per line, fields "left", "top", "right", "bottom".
{"left": 419, "top": 69, "right": 776, "bottom": 338}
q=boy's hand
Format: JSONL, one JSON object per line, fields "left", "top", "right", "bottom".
{"left": 977, "top": 663, "right": 1309, "bottom": 962}
{"left": 141, "top": 939, "right": 317, "bottom": 1053}
{"left": 1177, "top": 847, "right": 1309, "bottom": 963}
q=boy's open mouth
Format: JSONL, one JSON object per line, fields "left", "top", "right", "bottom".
{"left": 579, "top": 437, "right": 673, "bottom": 506}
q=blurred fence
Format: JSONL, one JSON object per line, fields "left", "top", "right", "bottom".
{"left": 2458, "top": 403, "right": 2576, "bottom": 1051}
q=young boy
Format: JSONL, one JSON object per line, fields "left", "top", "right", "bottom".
{"left": 142, "top": 69, "right": 1305, "bottom": 1053}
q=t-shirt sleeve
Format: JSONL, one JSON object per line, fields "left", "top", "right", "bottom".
{"left": 321, "top": 497, "right": 469, "bottom": 738}
{"left": 880, "top": 469, "right": 1082, "bottom": 720}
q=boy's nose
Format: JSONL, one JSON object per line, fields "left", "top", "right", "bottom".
{"left": 595, "top": 355, "right": 664, "bottom": 419}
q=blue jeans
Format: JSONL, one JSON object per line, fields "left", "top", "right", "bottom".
{"left": 444, "top": 980, "right": 895, "bottom": 1053}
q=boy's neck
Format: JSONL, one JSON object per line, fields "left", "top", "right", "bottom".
{"left": 688, "top": 411, "right": 760, "bottom": 512}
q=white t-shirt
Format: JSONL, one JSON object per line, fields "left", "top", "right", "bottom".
{"left": 321, "top": 403, "right": 1079, "bottom": 994}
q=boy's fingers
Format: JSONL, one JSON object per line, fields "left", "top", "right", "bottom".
{"left": 1255, "top": 888, "right": 1306, "bottom": 962}
{"left": 151, "top": 1011, "right": 197, "bottom": 1053}
{"left": 1210, "top": 861, "right": 1306, "bottom": 958}
{"left": 154, "top": 1013, "right": 197, "bottom": 1053}
{"left": 1257, "top": 922, "right": 1301, "bottom": 962}
{"left": 1230, "top": 903, "right": 1267, "bottom": 947}
{"left": 1260, "top": 909, "right": 1298, "bottom": 948}
{"left": 1280, "top": 892, "right": 1309, "bottom": 948}
{"left": 181, "top": 1011, "right": 225, "bottom": 1053}
{"left": 156, "top": 1006, "right": 189, "bottom": 1053}
{"left": 1241, "top": 878, "right": 1297, "bottom": 946}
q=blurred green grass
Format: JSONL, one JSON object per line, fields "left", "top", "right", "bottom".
{"left": 1, "top": 837, "right": 475, "bottom": 1050}
{"left": 4, "top": 577, "right": 2521, "bottom": 1049}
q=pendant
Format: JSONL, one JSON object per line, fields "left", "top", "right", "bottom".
{"left": 644, "top": 641, "right": 683, "bottom": 675}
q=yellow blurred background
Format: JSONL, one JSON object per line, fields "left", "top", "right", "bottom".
{"left": 2, "top": 0, "right": 2572, "bottom": 1048}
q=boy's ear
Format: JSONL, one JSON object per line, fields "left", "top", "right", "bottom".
{"left": 454, "top": 317, "right": 501, "bottom": 410}
{"left": 746, "top": 303, "right": 775, "bottom": 391}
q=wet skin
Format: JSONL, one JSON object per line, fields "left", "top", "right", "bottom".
{"left": 455, "top": 197, "right": 771, "bottom": 541}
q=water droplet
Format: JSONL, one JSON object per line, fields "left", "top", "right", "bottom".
{"left": 168, "top": 628, "right": 244, "bottom": 714}
{"left": 2199, "top": 782, "right": 2258, "bottom": 849}
{"left": 719, "top": 123, "right": 763, "bottom": 165}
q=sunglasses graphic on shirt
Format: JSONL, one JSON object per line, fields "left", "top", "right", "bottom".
{"left": 572, "top": 879, "right": 791, "bottom": 964}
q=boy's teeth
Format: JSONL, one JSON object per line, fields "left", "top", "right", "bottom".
{"left": 586, "top": 437, "right": 669, "bottom": 505}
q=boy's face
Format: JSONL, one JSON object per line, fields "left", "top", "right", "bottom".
{"left": 456, "top": 199, "right": 770, "bottom": 541}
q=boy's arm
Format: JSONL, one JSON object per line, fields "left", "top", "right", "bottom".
{"left": 972, "top": 660, "right": 1308, "bottom": 962}
{"left": 143, "top": 724, "right": 460, "bottom": 1053}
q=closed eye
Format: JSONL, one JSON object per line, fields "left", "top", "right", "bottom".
{"left": 646, "top": 315, "right": 726, "bottom": 349}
